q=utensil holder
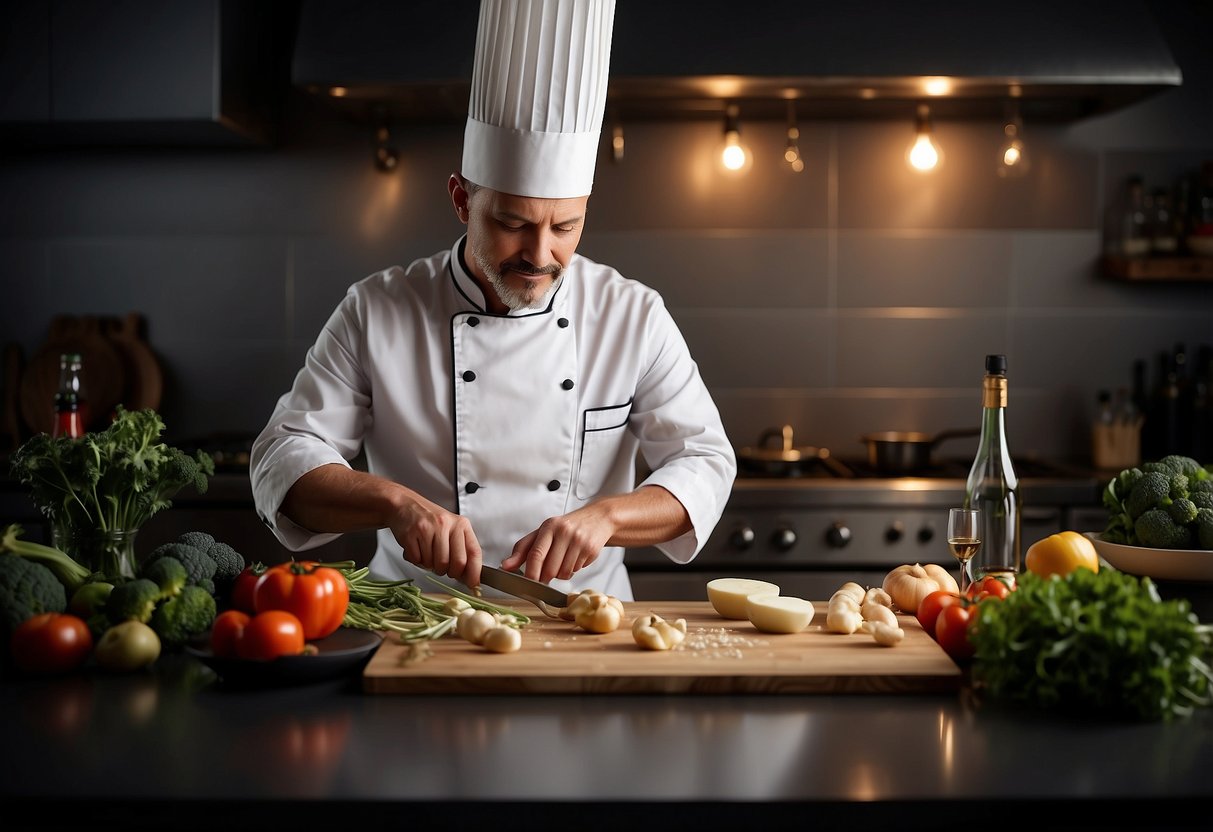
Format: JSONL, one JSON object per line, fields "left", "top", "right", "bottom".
{"left": 1092, "top": 419, "right": 1143, "bottom": 470}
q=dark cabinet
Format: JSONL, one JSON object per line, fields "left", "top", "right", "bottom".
{"left": 1, "top": 0, "right": 293, "bottom": 146}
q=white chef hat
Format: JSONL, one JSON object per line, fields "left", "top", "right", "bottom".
{"left": 462, "top": 0, "right": 616, "bottom": 199}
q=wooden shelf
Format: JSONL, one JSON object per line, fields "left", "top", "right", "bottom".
{"left": 1102, "top": 255, "right": 1213, "bottom": 281}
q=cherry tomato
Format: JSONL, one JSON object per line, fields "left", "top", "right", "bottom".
{"left": 254, "top": 561, "right": 349, "bottom": 640}
{"left": 935, "top": 604, "right": 976, "bottom": 661}
{"left": 210, "top": 609, "right": 251, "bottom": 658}
{"left": 229, "top": 563, "right": 268, "bottom": 614}
{"left": 236, "top": 610, "right": 306, "bottom": 661}
{"left": 10, "top": 613, "right": 94, "bottom": 675}
{"left": 965, "top": 575, "right": 1013, "bottom": 602}
{"left": 916, "top": 590, "right": 962, "bottom": 638}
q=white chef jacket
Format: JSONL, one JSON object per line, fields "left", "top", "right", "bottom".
{"left": 249, "top": 236, "right": 736, "bottom": 601}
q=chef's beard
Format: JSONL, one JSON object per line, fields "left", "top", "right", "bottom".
{"left": 472, "top": 246, "right": 563, "bottom": 311}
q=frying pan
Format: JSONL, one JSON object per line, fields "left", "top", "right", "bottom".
{"left": 860, "top": 428, "right": 980, "bottom": 475}
{"left": 738, "top": 425, "right": 851, "bottom": 477}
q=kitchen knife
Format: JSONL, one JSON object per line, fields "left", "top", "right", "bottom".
{"left": 476, "top": 565, "right": 571, "bottom": 611}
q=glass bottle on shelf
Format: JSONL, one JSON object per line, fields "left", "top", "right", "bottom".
{"left": 1119, "top": 176, "right": 1150, "bottom": 257}
{"left": 52, "top": 352, "right": 87, "bottom": 439}
{"left": 1149, "top": 188, "right": 1177, "bottom": 255}
{"left": 963, "top": 354, "right": 1022, "bottom": 580}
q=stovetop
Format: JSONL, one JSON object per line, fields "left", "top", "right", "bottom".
{"left": 738, "top": 455, "right": 1095, "bottom": 481}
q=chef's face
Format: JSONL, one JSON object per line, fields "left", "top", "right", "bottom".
{"left": 452, "top": 176, "right": 587, "bottom": 313}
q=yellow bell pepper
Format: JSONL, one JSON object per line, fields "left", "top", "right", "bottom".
{"left": 1025, "top": 531, "right": 1100, "bottom": 578}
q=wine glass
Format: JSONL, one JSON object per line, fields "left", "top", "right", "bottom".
{"left": 947, "top": 508, "right": 981, "bottom": 594}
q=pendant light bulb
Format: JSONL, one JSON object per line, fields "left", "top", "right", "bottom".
{"left": 784, "top": 100, "right": 804, "bottom": 173}
{"left": 997, "top": 105, "right": 1029, "bottom": 177}
{"left": 720, "top": 104, "right": 751, "bottom": 173}
{"left": 907, "top": 104, "right": 941, "bottom": 172}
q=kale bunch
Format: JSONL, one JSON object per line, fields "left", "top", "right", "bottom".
{"left": 8, "top": 406, "right": 215, "bottom": 536}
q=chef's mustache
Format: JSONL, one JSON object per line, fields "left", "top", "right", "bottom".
{"left": 501, "top": 260, "right": 562, "bottom": 277}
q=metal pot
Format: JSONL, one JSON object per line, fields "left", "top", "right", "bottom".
{"left": 860, "top": 428, "right": 980, "bottom": 475}
{"left": 738, "top": 425, "right": 850, "bottom": 477}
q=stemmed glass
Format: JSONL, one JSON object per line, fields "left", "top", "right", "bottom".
{"left": 947, "top": 508, "right": 981, "bottom": 594}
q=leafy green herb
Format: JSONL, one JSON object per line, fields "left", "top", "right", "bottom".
{"left": 8, "top": 406, "right": 215, "bottom": 535}
{"left": 969, "top": 569, "right": 1212, "bottom": 721}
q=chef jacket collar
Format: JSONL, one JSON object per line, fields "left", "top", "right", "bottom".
{"left": 448, "top": 235, "right": 566, "bottom": 317}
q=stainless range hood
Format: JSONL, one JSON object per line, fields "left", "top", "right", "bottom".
{"left": 292, "top": 0, "right": 1182, "bottom": 123}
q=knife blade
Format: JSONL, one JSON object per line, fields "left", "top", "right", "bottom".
{"left": 476, "top": 565, "right": 571, "bottom": 610}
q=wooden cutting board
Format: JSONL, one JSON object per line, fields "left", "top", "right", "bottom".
{"left": 362, "top": 601, "right": 962, "bottom": 695}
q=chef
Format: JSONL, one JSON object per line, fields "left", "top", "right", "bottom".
{"left": 249, "top": 0, "right": 736, "bottom": 601}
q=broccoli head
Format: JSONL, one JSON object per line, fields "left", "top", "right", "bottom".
{"left": 177, "top": 531, "right": 215, "bottom": 551}
{"left": 1125, "top": 471, "right": 1173, "bottom": 520}
{"left": 1134, "top": 508, "right": 1194, "bottom": 549}
{"left": 150, "top": 585, "right": 216, "bottom": 649}
{"left": 106, "top": 578, "right": 162, "bottom": 624}
{"left": 0, "top": 555, "right": 67, "bottom": 638}
{"left": 145, "top": 542, "right": 216, "bottom": 595}
{"left": 1191, "top": 479, "right": 1213, "bottom": 496}
{"left": 205, "top": 541, "right": 245, "bottom": 585}
{"left": 141, "top": 556, "right": 188, "bottom": 599}
{"left": 1191, "top": 491, "right": 1213, "bottom": 512}
{"left": 1197, "top": 508, "right": 1213, "bottom": 550}
{"left": 1168, "top": 497, "right": 1199, "bottom": 526}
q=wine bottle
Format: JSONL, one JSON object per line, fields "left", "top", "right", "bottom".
{"left": 963, "top": 354, "right": 1022, "bottom": 579}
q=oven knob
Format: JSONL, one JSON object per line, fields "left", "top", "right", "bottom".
{"left": 918, "top": 525, "right": 935, "bottom": 544}
{"left": 729, "top": 525, "right": 756, "bottom": 550}
{"left": 885, "top": 521, "right": 905, "bottom": 543}
{"left": 771, "top": 526, "right": 797, "bottom": 551}
{"left": 825, "top": 521, "right": 851, "bottom": 548}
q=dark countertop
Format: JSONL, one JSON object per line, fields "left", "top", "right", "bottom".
{"left": 2, "top": 652, "right": 1211, "bottom": 831}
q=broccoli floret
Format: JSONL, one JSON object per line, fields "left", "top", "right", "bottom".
{"left": 178, "top": 531, "right": 215, "bottom": 551}
{"left": 1197, "top": 508, "right": 1213, "bottom": 550}
{"left": 205, "top": 541, "right": 245, "bottom": 585}
{"left": 1125, "top": 471, "right": 1172, "bottom": 520}
{"left": 1169, "top": 473, "right": 1189, "bottom": 501}
{"left": 1168, "top": 497, "right": 1198, "bottom": 526}
{"left": 1134, "top": 508, "right": 1193, "bottom": 549}
{"left": 1142, "top": 458, "right": 1183, "bottom": 478}
{"left": 1156, "top": 455, "right": 1204, "bottom": 480}
{"left": 141, "top": 556, "right": 188, "bottom": 599}
{"left": 150, "top": 585, "right": 216, "bottom": 649}
{"left": 1191, "top": 491, "right": 1213, "bottom": 512}
{"left": 1, "top": 523, "right": 93, "bottom": 595}
{"left": 106, "top": 578, "right": 162, "bottom": 624}
{"left": 0, "top": 555, "right": 67, "bottom": 638}
{"left": 1191, "top": 479, "right": 1213, "bottom": 496}
{"left": 145, "top": 542, "right": 216, "bottom": 595}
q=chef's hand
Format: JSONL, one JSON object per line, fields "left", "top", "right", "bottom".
{"left": 388, "top": 492, "right": 483, "bottom": 586}
{"left": 501, "top": 503, "right": 615, "bottom": 584}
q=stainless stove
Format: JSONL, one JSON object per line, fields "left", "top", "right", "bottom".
{"left": 625, "top": 456, "right": 1105, "bottom": 601}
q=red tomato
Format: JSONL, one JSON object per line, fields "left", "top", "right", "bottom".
{"left": 229, "top": 563, "right": 268, "bottom": 614}
{"left": 965, "top": 575, "right": 1013, "bottom": 602}
{"left": 10, "top": 613, "right": 94, "bottom": 675}
{"left": 254, "top": 561, "right": 349, "bottom": 640}
{"left": 916, "top": 590, "right": 962, "bottom": 638}
{"left": 935, "top": 604, "right": 976, "bottom": 661}
{"left": 236, "top": 610, "right": 306, "bottom": 661}
{"left": 210, "top": 610, "right": 251, "bottom": 658}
